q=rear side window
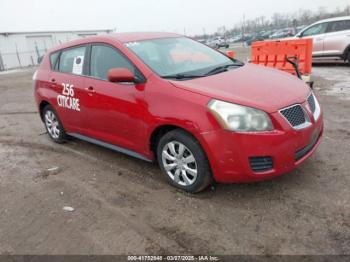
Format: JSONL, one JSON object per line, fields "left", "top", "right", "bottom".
{"left": 50, "top": 51, "right": 60, "bottom": 70}
{"left": 58, "top": 46, "right": 86, "bottom": 75}
{"left": 327, "top": 20, "right": 350, "bottom": 33}
{"left": 90, "top": 45, "right": 136, "bottom": 80}
{"left": 302, "top": 23, "right": 328, "bottom": 37}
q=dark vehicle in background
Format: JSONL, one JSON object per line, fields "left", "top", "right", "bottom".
{"left": 245, "top": 34, "right": 266, "bottom": 46}
{"left": 260, "top": 30, "right": 273, "bottom": 39}
{"left": 270, "top": 28, "right": 294, "bottom": 39}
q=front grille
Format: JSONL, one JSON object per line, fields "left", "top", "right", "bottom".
{"left": 280, "top": 105, "right": 307, "bottom": 128}
{"left": 307, "top": 93, "right": 316, "bottom": 113}
{"left": 249, "top": 157, "right": 273, "bottom": 172}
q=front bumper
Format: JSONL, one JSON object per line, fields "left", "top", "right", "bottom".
{"left": 200, "top": 107, "right": 324, "bottom": 183}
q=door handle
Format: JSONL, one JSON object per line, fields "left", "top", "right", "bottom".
{"left": 315, "top": 37, "right": 323, "bottom": 41}
{"left": 49, "top": 78, "right": 56, "bottom": 88}
{"left": 85, "top": 86, "right": 95, "bottom": 94}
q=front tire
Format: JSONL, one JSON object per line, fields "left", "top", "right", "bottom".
{"left": 347, "top": 51, "right": 350, "bottom": 66}
{"left": 157, "top": 129, "right": 212, "bottom": 193}
{"left": 43, "top": 105, "right": 66, "bottom": 143}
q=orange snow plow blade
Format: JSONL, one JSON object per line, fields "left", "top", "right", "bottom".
{"left": 250, "top": 38, "right": 313, "bottom": 76}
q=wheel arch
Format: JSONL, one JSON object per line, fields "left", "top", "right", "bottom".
{"left": 39, "top": 100, "right": 51, "bottom": 121}
{"left": 149, "top": 124, "right": 204, "bottom": 156}
{"left": 150, "top": 125, "right": 182, "bottom": 155}
{"left": 150, "top": 124, "right": 214, "bottom": 191}
{"left": 343, "top": 44, "right": 350, "bottom": 61}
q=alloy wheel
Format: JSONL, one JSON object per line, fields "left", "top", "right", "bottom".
{"left": 44, "top": 110, "right": 60, "bottom": 139}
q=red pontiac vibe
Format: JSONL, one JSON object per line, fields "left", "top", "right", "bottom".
{"left": 33, "top": 32, "right": 323, "bottom": 192}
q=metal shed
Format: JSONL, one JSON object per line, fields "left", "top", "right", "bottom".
{"left": 0, "top": 29, "right": 114, "bottom": 71}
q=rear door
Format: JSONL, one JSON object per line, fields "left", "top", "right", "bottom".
{"left": 83, "top": 43, "right": 147, "bottom": 153}
{"left": 300, "top": 22, "right": 328, "bottom": 56}
{"left": 49, "top": 45, "right": 89, "bottom": 133}
{"left": 323, "top": 19, "right": 350, "bottom": 56}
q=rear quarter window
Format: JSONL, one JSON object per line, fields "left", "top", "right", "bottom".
{"left": 49, "top": 51, "right": 60, "bottom": 70}
{"left": 58, "top": 46, "right": 86, "bottom": 75}
{"left": 327, "top": 20, "right": 350, "bottom": 33}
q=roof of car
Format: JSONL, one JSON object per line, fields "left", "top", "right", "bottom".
{"left": 108, "top": 32, "right": 181, "bottom": 43}
{"left": 315, "top": 16, "right": 350, "bottom": 24}
{"left": 47, "top": 32, "right": 183, "bottom": 53}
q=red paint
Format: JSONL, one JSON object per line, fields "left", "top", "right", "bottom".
{"left": 34, "top": 33, "right": 323, "bottom": 183}
{"left": 107, "top": 68, "right": 135, "bottom": 83}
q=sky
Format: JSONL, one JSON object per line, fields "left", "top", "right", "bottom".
{"left": 0, "top": 0, "right": 349, "bottom": 35}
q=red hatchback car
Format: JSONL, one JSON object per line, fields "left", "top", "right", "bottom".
{"left": 34, "top": 32, "right": 323, "bottom": 192}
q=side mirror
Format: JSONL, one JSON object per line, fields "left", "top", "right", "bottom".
{"left": 107, "top": 68, "right": 136, "bottom": 83}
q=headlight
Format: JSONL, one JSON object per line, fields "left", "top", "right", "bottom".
{"left": 208, "top": 99, "right": 273, "bottom": 132}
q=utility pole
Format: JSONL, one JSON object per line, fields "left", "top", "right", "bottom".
{"left": 242, "top": 14, "right": 246, "bottom": 47}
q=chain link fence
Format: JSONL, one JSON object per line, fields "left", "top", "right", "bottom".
{"left": 0, "top": 45, "right": 47, "bottom": 71}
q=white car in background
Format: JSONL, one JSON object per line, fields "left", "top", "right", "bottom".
{"left": 295, "top": 16, "right": 350, "bottom": 64}
{"left": 206, "top": 37, "right": 230, "bottom": 49}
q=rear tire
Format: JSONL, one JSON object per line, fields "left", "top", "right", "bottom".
{"left": 42, "top": 105, "right": 66, "bottom": 144}
{"left": 347, "top": 52, "right": 350, "bottom": 66}
{"left": 157, "top": 129, "right": 212, "bottom": 193}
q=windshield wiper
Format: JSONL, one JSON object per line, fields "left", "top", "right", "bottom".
{"left": 205, "top": 64, "right": 241, "bottom": 76}
{"left": 162, "top": 73, "right": 204, "bottom": 80}
{"left": 162, "top": 63, "right": 242, "bottom": 80}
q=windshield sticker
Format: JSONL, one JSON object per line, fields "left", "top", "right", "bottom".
{"left": 57, "top": 83, "right": 80, "bottom": 111}
{"left": 72, "top": 56, "right": 84, "bottom": 75}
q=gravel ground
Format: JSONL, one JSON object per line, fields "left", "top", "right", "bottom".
{"left": 0, "top": 49, "right": 349, "bottom": 255}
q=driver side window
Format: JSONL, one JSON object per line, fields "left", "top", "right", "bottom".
{"left": 302, "top": 23, "right": 328, "bottom": 37}
{"left": 90, "top": 44, "right": 136, "bottom": 80}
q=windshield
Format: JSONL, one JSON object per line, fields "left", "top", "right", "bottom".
{"left": 125, "top": 37, "right": 242, "bottom": 79}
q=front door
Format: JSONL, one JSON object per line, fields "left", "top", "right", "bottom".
{"left": 83, "top": 44, "right": 147, "bottom": 153}
{"left": 300, "top": 22, "right": 328, "bottom": 56}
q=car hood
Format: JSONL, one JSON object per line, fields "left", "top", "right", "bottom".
{"left": 169, "top": 63, "right": 310, "bottom": 113}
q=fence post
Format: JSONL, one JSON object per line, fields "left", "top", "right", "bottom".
{"left": 35, "top": 41, "right": 40, "bottom": 64}
{"left": 15, "top": 43, "right": 22, "bottom": 68}
{"left": 0, "top": 50, "right": 4, "bottom": 71}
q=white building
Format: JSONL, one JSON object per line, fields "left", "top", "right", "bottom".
{"left": 0, "top": 29, "right": 113, "bottom": 71}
